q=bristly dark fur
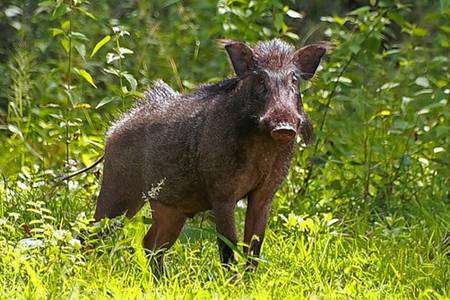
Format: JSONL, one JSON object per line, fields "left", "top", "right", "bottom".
{"left": 144, "top": 79, "right": 179, "bottom": 102}
{"left": 194, "top": 77, "right": 241, "bottom": 97}
{"left": 253, "top": 39, "right": 295, "bottom": 70}
{"left": 95, "top": 38, "right": 328, "bottom": 272}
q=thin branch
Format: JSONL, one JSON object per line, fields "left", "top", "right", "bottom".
{"left": 64, "top": 0, "right": 74, "bottom": 195}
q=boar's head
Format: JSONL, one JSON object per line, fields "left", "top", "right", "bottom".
{"left": 224, "top": 39, "right": 330, "bottom": 145}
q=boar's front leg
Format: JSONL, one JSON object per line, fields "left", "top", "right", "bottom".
{"left": 143, "top": 201, "right": 187, "bottom": 276}
{"left": 243, "top": 188, "right": 273, "bottom": 269}
{"left": 212, "top": 201, "right": 237, "bottom": 266}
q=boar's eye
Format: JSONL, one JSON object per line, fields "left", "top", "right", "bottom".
{"left": 254, "top": 71, "right": 268, "bottom": 94}
{"left": 258, "top": 76, "right": 265, "bottom": 85}
{"left": 257, "top": 79, "right": 267, "bottom": 95}
{"left": 257, "top": 71, "right": 268, "bottom": 84}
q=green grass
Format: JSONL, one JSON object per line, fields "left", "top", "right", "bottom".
{"left": 1, "top": 183, "right": 448, "bottom": 299}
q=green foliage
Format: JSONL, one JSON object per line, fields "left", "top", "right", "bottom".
{"left": 0, "top": 0, "right": 449, "bottom": 298}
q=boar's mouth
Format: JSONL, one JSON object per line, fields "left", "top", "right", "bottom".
{"left": 270, "top": 123, "right": 297, "bottom": 144}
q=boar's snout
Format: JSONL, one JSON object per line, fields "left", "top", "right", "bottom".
{"left": 260, "top": 109, "right": 301, "bottom": 144}
{"left": 270, "top": 123, "right": 297, "bottom": 144}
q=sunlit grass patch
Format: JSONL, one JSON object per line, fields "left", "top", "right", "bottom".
{"left": 1, "top": 185, "right": 448, "bottom": 299}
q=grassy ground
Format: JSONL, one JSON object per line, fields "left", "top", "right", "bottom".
{"left": 0, "top": 181, "right": 448, "bottom": 299}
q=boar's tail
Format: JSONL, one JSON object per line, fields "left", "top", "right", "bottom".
{"left": 60, "top": 154, "right": 104, "bottom": 181}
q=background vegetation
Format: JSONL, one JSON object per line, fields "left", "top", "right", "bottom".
{"left": 0, "top": 0, "right": 449, "bottom": 298}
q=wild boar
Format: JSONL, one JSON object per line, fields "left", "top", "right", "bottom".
{"left": 94, "top": 38, "right": 329, "bottom": 272}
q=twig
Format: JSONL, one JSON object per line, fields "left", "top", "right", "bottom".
{"left": 64, "top": 0, "right": 74, "bottom": 196}
{"left": 60, "top": 154, "right": 105, "bottom": 181}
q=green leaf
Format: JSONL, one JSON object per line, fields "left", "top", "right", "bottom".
{"left": 348, "top": 6, "right": 370, "bottom": 16}
{"left": 182, "top": 80, "right": 196, "bottom": 89}
{"left": 418, "top": 108, "right": 430, "bottom": 115}
{"left": 273, "top": 13, "right": 284, "bottom": 31}
{"left": 75, "top": 44, "right": 86, "bottom": 60}
{"left": 333, "top": 77, "right": 352, "bottom": 84}
{"left": 412, "top": 27, "right": 428, "bottom": 37}
{"left": 118, "top": 47, "right": 133, "bottom": 55}
{"left": 60, "top": 38, "right": 70, "bottom": 53}
{"left": 76, "top": 7, "right": 96, "bottom": 20}
{"left": 366, "top": 36, "right": 380, "bottom": 53}
{"left": 95, "top": 96, "right": 118, "bottom": 109}
{"left": 4, "top": 6, "right": 22, "bottom": 17}
{"left": 433, "top": 147, "right": 445, "bottom": 153}
{"left": 75, "top": 68, "right": 97, "bottom": 88}
{"left": 7, "top": 124, "right": 23, "bottom": 139}
{"left": 286, "top": 9, "right": 303, "bottom": 19}
{"left": 70, "top": 32, "right": 88, "bottom": 41}
{"left": 284, "top": 32, "right": 299, "bottom": 40}
{"left": 61, "top": 20, "right": 70, "bottom": 31}
{"left": 90, "top": 35, "right": 111, "bottom": 58}
{"left": 378, "top": 110, "right": 392, "bottom": 117}
{"left": 332, "top": 16, "right": 346, "bottom": 26}
{"left": 348, "top": 43, "right": 361, "bottom": 54}
{"left": 52, "top": 3, "right": 69, "bottom": 19}
{"left": 51, "top": 28, "right": 64, "bottom": 37}
{"left": 103, "top": 67, "right": 120, "bottom": 76}
{"left": 106, "top": 52, "right": 121, "bottom": 64}
{"left": 123, "top": 73, "right": 137, "bottom": 91}
{"left": 388, "top": 11, "right": 407, "bottom": 27}
{"left": 415, "top": 77, "right": 429, "bottom": 88}
{"left": 73, "top": 103, "right": 91, "bottom": 109}
{"left": 378, "top": 82, "right": 399, "bottom": 91}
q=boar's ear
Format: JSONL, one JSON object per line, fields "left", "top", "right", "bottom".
{"left": 293, "top": 42, "right": 332, "bottom": 80}
{"left": 222, "top": 40, "right": 255, "bottom": 76}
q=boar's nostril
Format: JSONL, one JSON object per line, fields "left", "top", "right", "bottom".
{"left": 270, "top": 124, "right": 297, "bottom": 144}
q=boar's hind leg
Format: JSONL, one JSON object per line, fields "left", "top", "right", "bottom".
{"left": 143, "top": 201, "right": 186, "bottom": 275}
{"left": 94, "top": 166, "right": 145, "bottom": 221}
{"left": 243, "top": 189, "right": 273, "bottom": 270}
{"left": 212, "top": 201, "right": 237, "bottom": 266}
